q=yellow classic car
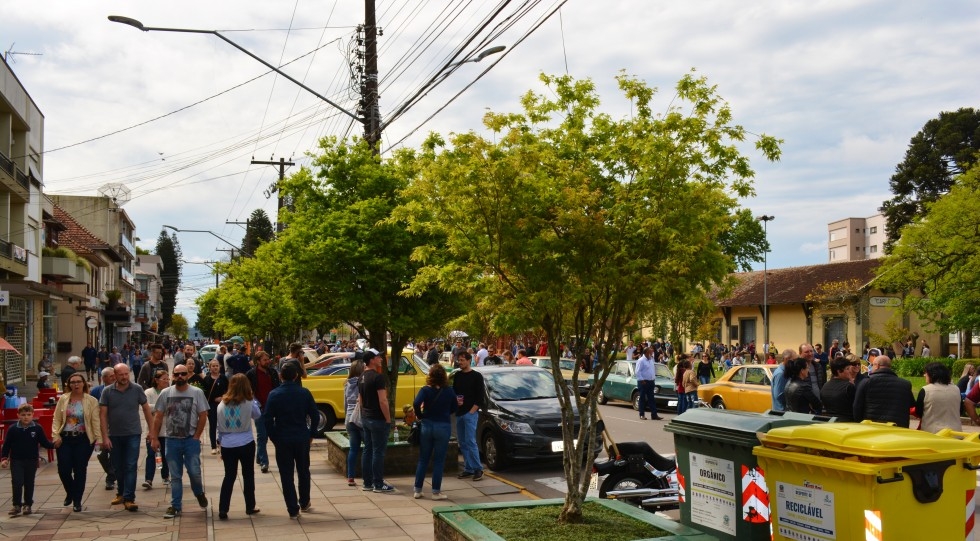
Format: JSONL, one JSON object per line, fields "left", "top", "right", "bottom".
{"left": 696, "top": 364, "right": 776, "bottom": 413}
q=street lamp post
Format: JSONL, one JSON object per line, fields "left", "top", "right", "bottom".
{"left": 756, "top": 215, "right": 775, "bottom": 350}
{"left": 162, "top": 225, "right": 249, "bottom": 257}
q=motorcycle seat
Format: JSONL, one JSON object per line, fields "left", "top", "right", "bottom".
{"left": 615, "top": 441, "right": 675, "bottom": 472}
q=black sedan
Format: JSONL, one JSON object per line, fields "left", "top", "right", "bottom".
{"left": 473, "top": 365, "right": 604, "bottom": 471}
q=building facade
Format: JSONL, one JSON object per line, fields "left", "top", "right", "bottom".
{"left": 827, "top": 213, "right": 887, "bottom": 262}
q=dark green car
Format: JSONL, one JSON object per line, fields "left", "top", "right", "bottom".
{"left": 595, "top": 360, "right": 678, "bottom": 410}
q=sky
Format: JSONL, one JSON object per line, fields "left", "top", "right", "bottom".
{"left": 2, "top": 1, "right": 978, "bottom": 328}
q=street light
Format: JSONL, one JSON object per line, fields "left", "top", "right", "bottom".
{"left": 756, "top": 215, "right": 775, "bottom": 351}
{"left": 162, "top": 225, "right": 249, "bottom": 257}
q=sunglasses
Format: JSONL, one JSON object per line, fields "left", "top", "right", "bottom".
{"left": 173, "top": 372, "right": 189, "bottom": 377}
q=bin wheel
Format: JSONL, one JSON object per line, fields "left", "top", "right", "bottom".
{"left": 711, "top": 397, "right": 726, "bottom": 410}
{"left": 599, "top": 470, "right": 658, "bottom": 503}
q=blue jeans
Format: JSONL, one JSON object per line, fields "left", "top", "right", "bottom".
{"left": 361, "top": 417, "right": 390, "bottom": 489}
{"left": 165, "top": 437, "right": 204, "bottom": 510}
{"left": 145, "top": 437, "right": 169, "bottom": 482}
{"left": 456, "top": 411, "right": 481, "bottom": 474}
{"left": 109, "top": 434, "right": 141, "bottom": 502}
{"left": 699, "top": 375, "right": 710, "bottom": 385}
{"left": 676, "top": 388, "right": 688, "bottom": 415}
{"left": 346, "top": 422, "right": 364, "bottom": 481}
{"left": 414, "top": 420, "right": 451, "bottom": 493}
{"left": 255, "top": 411, "right": 269, "bottom": 466}
{"left": 687, "top": 391, "right": 699, "bottom": 409}
{"left": 637, "top": 380, "right": 658, "bottom": 418}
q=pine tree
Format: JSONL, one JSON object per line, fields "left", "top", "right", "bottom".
{"left": 155, "top": 230, "right": 182, "bottom": 333}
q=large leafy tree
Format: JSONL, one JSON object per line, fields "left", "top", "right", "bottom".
{"left": 399, "top": 72, "right": 780, "bottom": 522}
{"left": 241, "top": 208, "right": 275, "bottom": 256}
{"left": 155, "top": 230, "right": 182, "bottom": 333}
{"left": 875, "top": 163, "right": 980, "bottom": 355}
{"left": 170, "top": 314, "right": 189, "bottom": 340}
{"left": 277, "top": 137, "right": 463, "bottom": 417}
{"left": 194, "top": 288, "right": 219, "bottom": 339}
{"left": 880, "top": 107, "right": 980, "bottom": 250}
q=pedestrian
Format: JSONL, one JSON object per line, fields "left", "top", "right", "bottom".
{"left": 635, "top": 347, "right": 663, "bottom": 420}
{"left": 61, "top": 356, "right": 82, "bottom": 390}
{"left": 453, "top": 351, "right": 486, "bottom": 481}
{"left": 173, "top": 343, "right": 197, "bottom": 366}
{"left": 279, "top": 342, "right": 308, "bottom": 380}
{"left": 915, "top": 362, "right": 961, "bottom": 433}
{"left": 100, "top": 363, "right": 154, "bottom": 512}
{"left": 81, "top": 342, "right": 98, "bottom": 382}
{"left": 344, "top": 360, "right": 366, "bottom": 487}
{"left": 150, "top": 364, "right": 211, "bottom": 519}
{"left": 137, "top": 344, "right": 168, "bottom": 390}
{"left": 142, "top": 368, "right": 171, "bottom": 490}
{"left": 695, "top": 354, "right": 715, "bottom": 385}
{"left": 515, "top": 349, "right": 532, "bottom": 366}
{"left": 784, "top": 358, "right": 822, "bottom": 414}
{"left": 674, "top": 355, "right": 689, "bottom": 415}
{"left": 820, "top": 357, "right": 857, "bottom": 421}
{"left": 853, "top": 355, "right": 915, "bottom": 427}
{"left": 203, "top": 360, "right": 229, "bottom": 455}
{"left": 770, "top": 349, "right": 798, "bottom": 412}
{"left": 246, "top": 350, "right": 280, "bottom": 474}
{"left": 90, "top": 367, "right": 119, "bottom": 493}
{"left": 412, "top": 364, "right": 457, "bottom": 500}
{"left": 215, "top": 374, "right": 262, "bottom": 520}
{"left": 264, "top": 362, "right": 319, "bottom": 518}
{"left": 360, "top": 349, "right": 396, "bottom": 492}
{"left": 682, "top": 359, "right": 699, "bottom": 410}
{"left": 2, "top": 403, "right": 57, "bottom": 516}
{"left": 53, "top": 372, "right": 101, "bottom": 512}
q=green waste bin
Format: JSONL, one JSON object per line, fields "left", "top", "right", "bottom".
{"left": 665, "top": 408, "right": 835, "bottom": 541}
{"left": 754, "top": 422, "right": 980, "bottom": 541}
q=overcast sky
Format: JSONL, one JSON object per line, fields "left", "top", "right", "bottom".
{"left": 3, "top": 1, "right": 978, "bottom": 327}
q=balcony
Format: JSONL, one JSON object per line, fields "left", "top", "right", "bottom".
{"left": 0, "top": 149, "right": 30, "bottom": 201}
{"left": 42, "top": 257, "right": 77, "bottom": 280}
{"left": 120, "top": 266, "right": 135, "bottom": 286}
{"left": 103, "top": 307, "right": 132, "bottom": 323}
{"left": 0, "top": 239, "right": 29, "bottom": 277}
{"left": 119, "top": 234, "right": 136, "bottom": 258}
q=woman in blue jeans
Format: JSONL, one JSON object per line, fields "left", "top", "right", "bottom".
{"left": 412, "top": 364, "right": 457, "bottom": 500}
{"left": 344, "top": 361, "right": 366, "bottom": 487}
{"left": 142, "top": 369, "right": 170, "bottom": 489}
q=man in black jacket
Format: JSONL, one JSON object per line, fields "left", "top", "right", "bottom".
{"left": 853, "top": 355, "right": 914, "bottom": 427}
{"left": 264, "top": 363, "right": 318, "bottom": 518}
{"left": 820, "top": 357, "right": 856, "bottom": 421}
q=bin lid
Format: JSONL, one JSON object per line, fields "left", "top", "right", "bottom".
{"left": 665, "top": 408, "right": 834, "bottom": 446}
{"left": 759, "top": 421, "right": 980, "bottom": 460}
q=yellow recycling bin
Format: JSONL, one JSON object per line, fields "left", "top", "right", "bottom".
{"left": 753, "top": 422, "right": 980, "bottom": 541}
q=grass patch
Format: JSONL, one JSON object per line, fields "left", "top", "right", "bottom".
{"left": 467, "top": 501, "right": 668, "bottom": 541}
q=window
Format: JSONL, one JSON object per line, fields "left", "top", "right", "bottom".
{"left": 830, "top": 228, "right": 845, "bottom": 241}
{"left": 856, "top": 246, "right": 861, "bottom": 251}
{"left": 855, "top": 228, "right": 860, "bottom": 233}
{"left": 829, "top": 249, "right": 837, "bottom": 260}
{"left": 870, "top": 226, "right": 877, "bottom": 234}
{"left": 870, "top": 245, "right": 878, "bottom": 253}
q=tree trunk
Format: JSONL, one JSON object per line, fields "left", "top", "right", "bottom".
{"left": 559, "top": 490, "right": 585, "bottom": 523}
{"left": 964, "top": 330, "right": 974, "bottom": 359}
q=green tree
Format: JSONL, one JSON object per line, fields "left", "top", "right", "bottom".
{"left": 880, "top": 108, "right": 980, "bottom": 250}
{"left": 278, "top": 137, "right": 464, "bottom": 419}
{"left": 399, "top": 72, "right": 780, "bottom": 522}
{"left": 875, "top": 162, "right": 980, "bottom": 356}
{"left": 241, "top": 208, "right": 275, "bottom": 256}
{"left": 155, "top": 230, "right": 182, "bottom": 333}
{"left": 170, "top": 313, "right": 189, "bottom": 340}
{"left": 194, "top": 288, "right": 219, "bottom": 339}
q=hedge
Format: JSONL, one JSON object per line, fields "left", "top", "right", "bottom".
{"left": 891, "top": 357, "right": 955, "bottom": 378}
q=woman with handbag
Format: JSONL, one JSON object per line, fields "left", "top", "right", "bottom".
{"left": 203, "top": 360, "right": 229, "bottom": 455}
{"left": 52, "top": 372, "right": 101, "bottom": 512}
{"left": 411, "top": 364, "right": 457, "bottom": 500}
{"left": 344, "top": 361, "right": 366, "bottom": 487}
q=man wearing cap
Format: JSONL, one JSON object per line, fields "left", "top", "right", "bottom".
{"left": 61, "top": 356, "right": 82, "bottom": 389}
{"left": 853, "top": 355, "right": 915, "bottom": 427}
{"left": 820, "top": 357, "right": 856, "bottom": 421}
{"left": 855, "top": 348, "right": 879, "bottom": 386}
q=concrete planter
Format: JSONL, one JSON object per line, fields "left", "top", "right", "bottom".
{"left": 324, "top": 431, "right": 459, "bottom": 476}
{"left": 42, "top": 256, "right": 76, "bottom": 278}
{"left": 432, "top": 498, "right": 716, "bottom": 541}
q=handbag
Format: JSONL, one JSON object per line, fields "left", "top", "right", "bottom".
{"left": 350, "top": 401, "right": 363, "bottom": 427}
{"left": 407, "top": 420, "right": 421, "bottom": 446}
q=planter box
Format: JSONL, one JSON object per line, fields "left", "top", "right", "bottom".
{"left": 432, "top": 498, "right": 717, "bottom": 541}
{"left": 324, "top": 431, "right": 459, "bottom": 476}
{"left": 42, "top": 256, "right": 76, "bottom": 279}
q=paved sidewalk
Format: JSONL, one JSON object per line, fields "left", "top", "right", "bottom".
{"left": 0, "top": 439, "right": 532, "bottom": 541}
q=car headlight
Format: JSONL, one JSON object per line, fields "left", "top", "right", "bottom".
{"left": 654, "top": 385, "right": 662, "bottom": 394}
{"left": 496, "top": 419, "right": 534, "bottom": 434}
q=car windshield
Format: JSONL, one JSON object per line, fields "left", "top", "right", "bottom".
{"left": 485, "top": 369, "right": 558, "bottom": 401}
{"left": 655, "top": 363, "right": 672, "bottom": 379}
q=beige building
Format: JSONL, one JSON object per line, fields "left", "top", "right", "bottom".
{"left": 711, "top": 259, "right": 944, "bottom": 357}
{"left": 828, "top": 213, "right": 887, "bottom": 262}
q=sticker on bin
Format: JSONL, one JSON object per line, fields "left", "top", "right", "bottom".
{"left": 774, "top": 481, "right": 836, "bottom": 541}
{"left": 741, "top": 465, "right": 769, "bottom": 523}
{"left": 966, "top": 489, "right": 976, "bottom": 541}
{"left": 676, "top": 461, "right": 686, "bottom": 504}
{"left": 689, "top": 452, "right": 737, "bottom": 536}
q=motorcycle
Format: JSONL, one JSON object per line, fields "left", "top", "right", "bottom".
{"left": 593, "top": 441, "right": 679, "bottom": 510}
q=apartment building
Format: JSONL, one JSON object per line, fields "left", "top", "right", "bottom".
{"left": 827, "top": 213, "right": 887, "bottom": 262}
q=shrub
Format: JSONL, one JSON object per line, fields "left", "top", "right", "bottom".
{"left": 892, "top": 357, "right": 954, "bottom": 377}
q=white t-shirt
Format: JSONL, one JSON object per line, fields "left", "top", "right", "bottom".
{"left": 476, "top": 347, "right": 489, "bottom": 366}
{"left": 153, "top": 385, "right": 209, "bottom": 438}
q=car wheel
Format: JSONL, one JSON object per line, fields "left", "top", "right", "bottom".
{"left": 711, "top": 397, "right": 726, "bottom": 410}
{"left": 314, "top": 405, "right": 337, "bottom": 436}
{"left": 631, "top": 391, "right": 640, "bottom": 411}
{"left": 598, "top": 389, "right": 608, "bottom": 405}
{"left": 481, "top": 431, "right": 509, "bottom": 471}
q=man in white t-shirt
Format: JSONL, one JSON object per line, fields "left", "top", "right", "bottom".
{"left": 476, "top": 343, "right": 489, "bottom": 366}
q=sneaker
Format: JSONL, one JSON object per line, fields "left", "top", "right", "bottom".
{"left": 374, "top": 483, "right": 396, "bottom": 493}
{"left": 300, "top": 503, "right": 313, "bottom": 512}
{"left": 111, "top": 495, "right": 125, "bottom": 505}
{"left": 289, "top": 513, "right": 300, "bottom": 520}
{"left": 210, "top": 448, "right": 217, "bottom": 455}
{"left": 361, "top": 485, "right": 375, "bottom": 491}
{"left": 163, "top": 506, "right": 181, "bottom": 519}
{"left": 432, "top": 493, "right": 449, "bottom": 501}
{"left": 413, "top": 492, "right": 423, "bottom": 499}
{"left": 196, "top": 493, "right": 209, "bottom": 509}
{"left": 472, "top": 470, "right": 484, "bottom": 481}
{"left": 347, "top": 478, "right": 356, "bottom": 487}
{"left": 22, "top": 506, "right": 32, "bottom": 516}
{"left": 260, "top": 464, "right": 269, "bottom": 473}
{"left": 73, "top": 505, "right": 82, "bottom": 513}
{"left": 142, "top": 480, "right": 153, "bottom": 490}
{"left": 457, "top": 471, "right": 473, "bottom": 479}
{"left": 8, "top": 506, "right": 21, "bottom": 516}
{"left": 124, "top": 501, "right": 139, "bottom": 512}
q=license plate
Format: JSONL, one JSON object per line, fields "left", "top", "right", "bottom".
{"left": 551, "top": 439, "right": 578, "bottom": 452}
{"left": 668, "top": 400, "right": 678, "bottom": 407}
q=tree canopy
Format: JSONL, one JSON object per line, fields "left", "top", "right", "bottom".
{"left": 875, "top": 162, "right": 980, "bottom": 336}
{"left": 880, "top": 107, "right": 980, "bottom": 249}
{"left": 155, "top": 230, "right": 182, "bottom": 333}
{"left": 398, "top": 71, "right": 780, "bottom": 522}
{"left": 240, "top": 208, "right": 275, "bottom": 256}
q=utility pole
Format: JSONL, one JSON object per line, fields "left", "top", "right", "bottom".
{"left": 226, "top": 219, "right": 251, "bottom": 256}
{"left": 253, "top": 157, "right": 294, "bottom": 232}
{"left": 363, "top": 0, "right": 381, "bottom": 151}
